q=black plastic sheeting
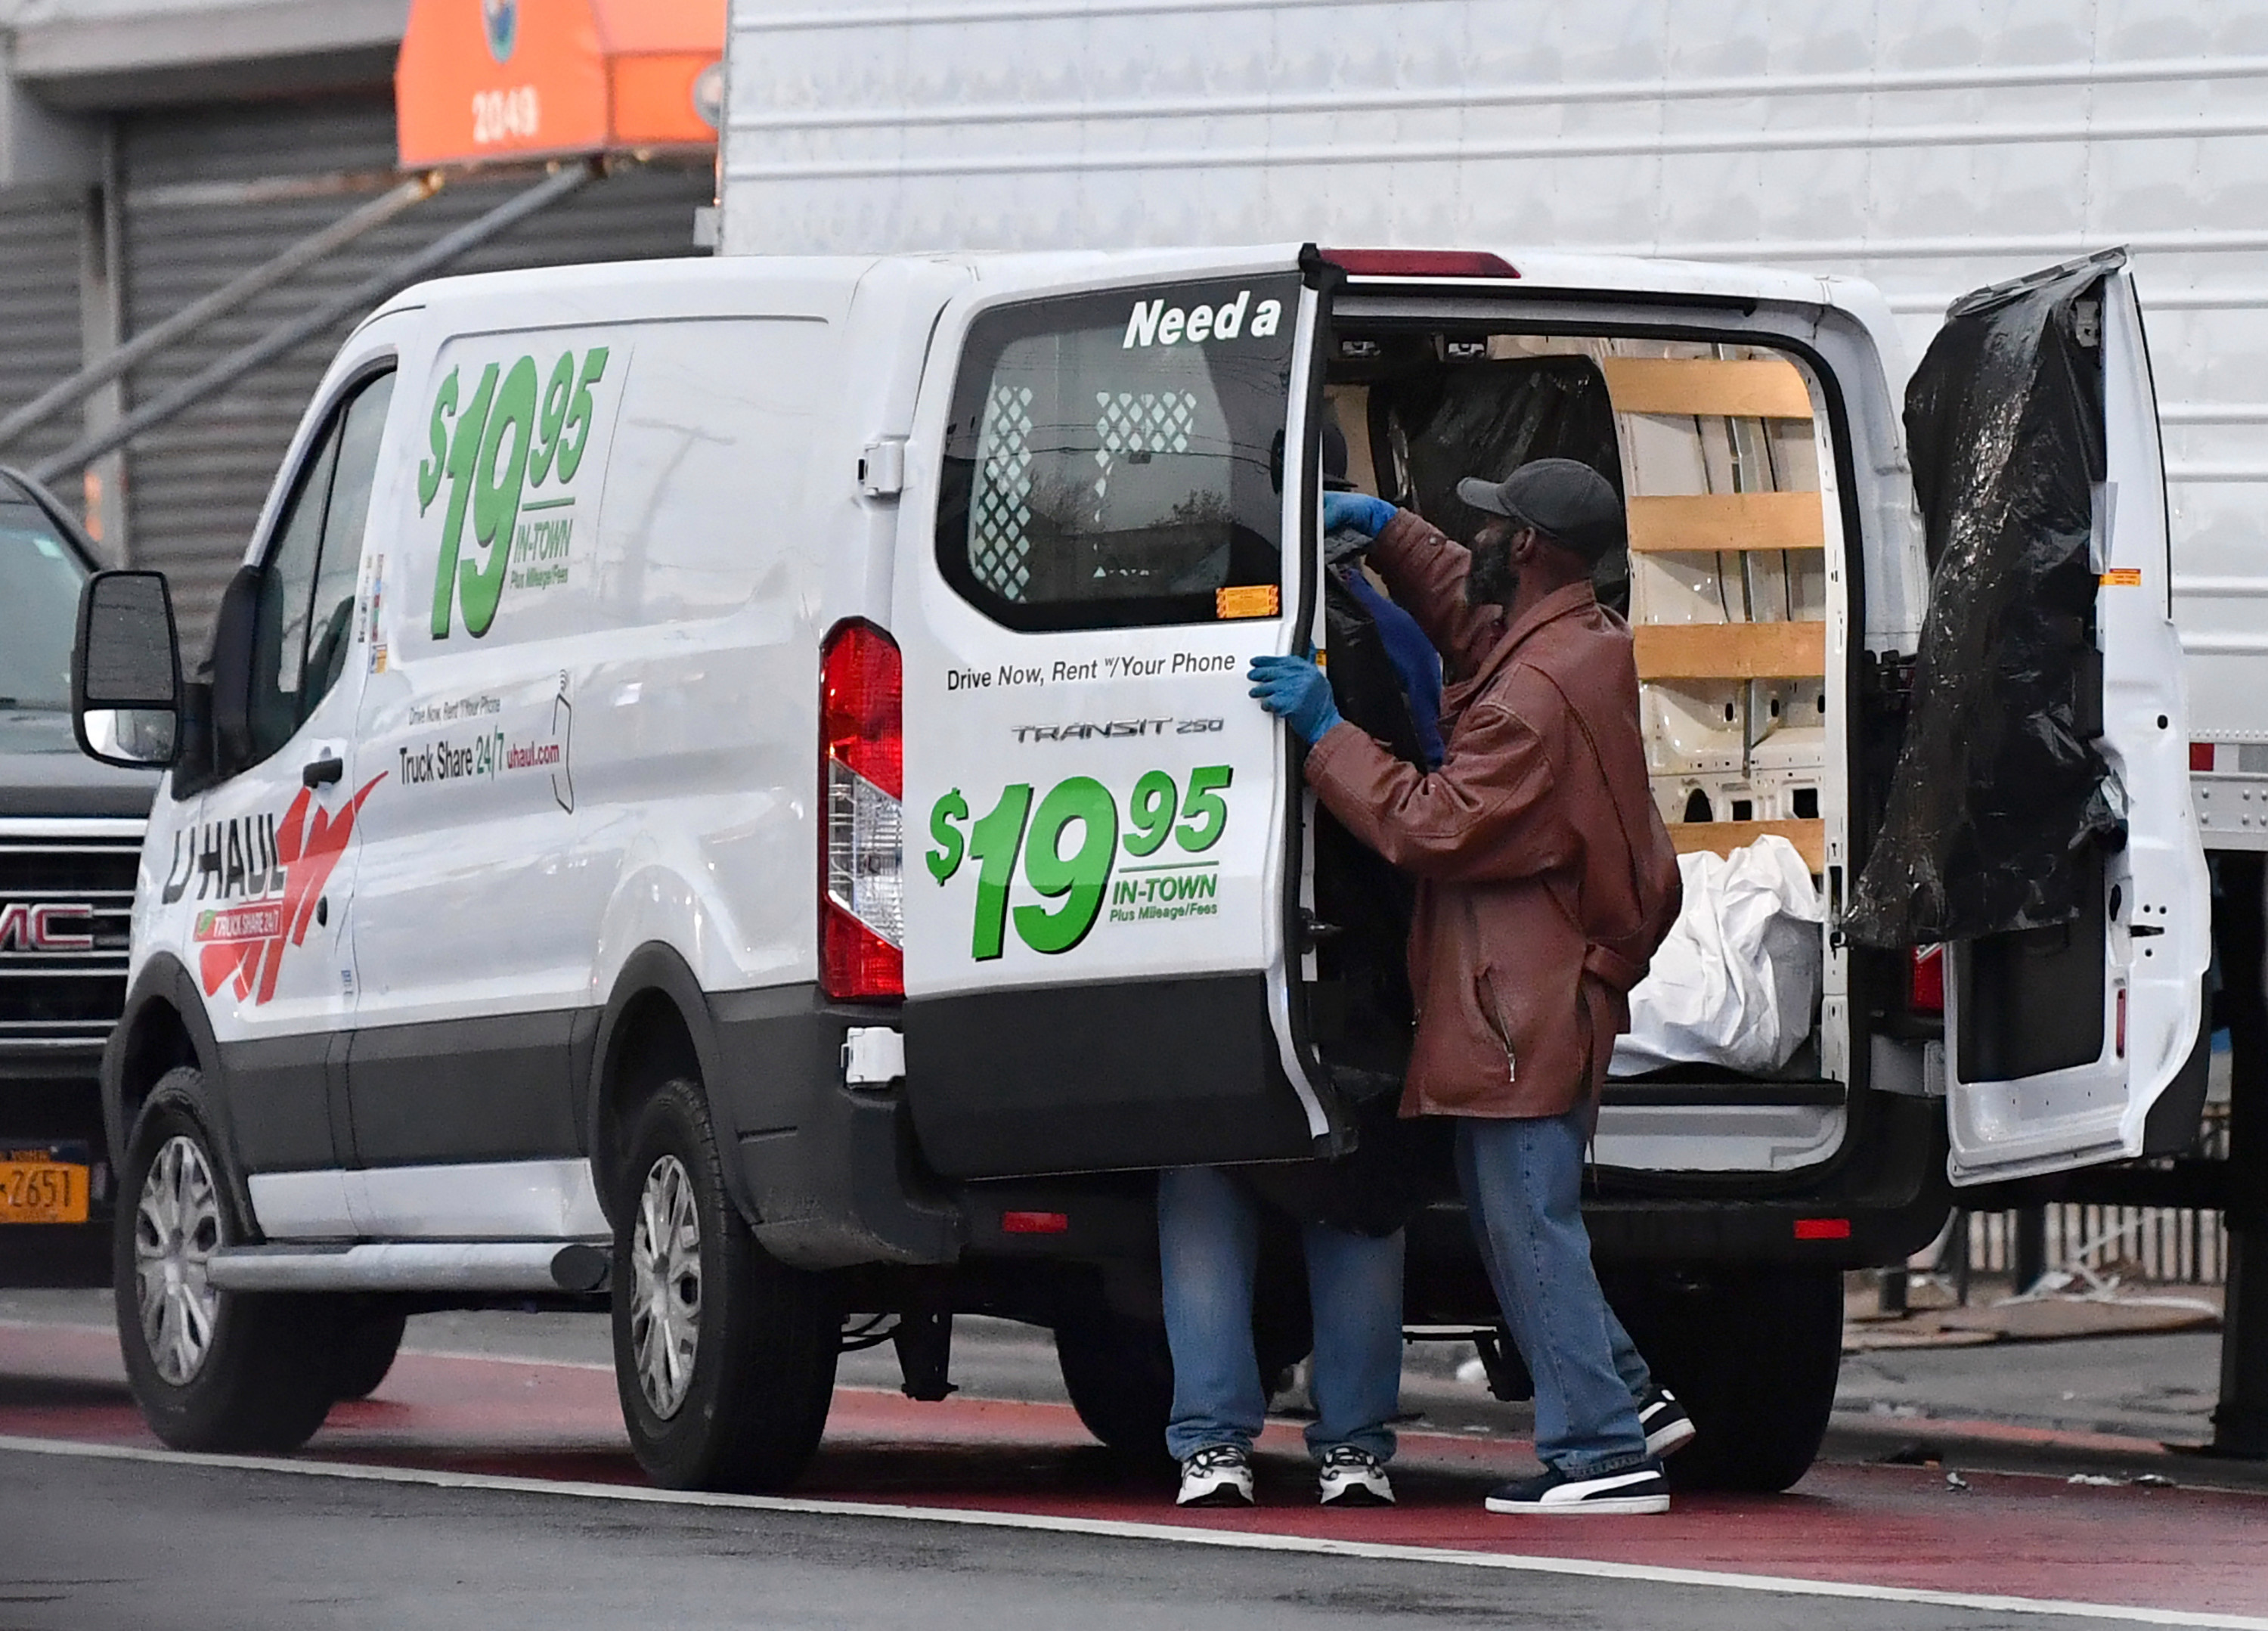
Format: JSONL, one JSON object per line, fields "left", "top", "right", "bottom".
{"left": 1371, "top": 355, "right": 1628, "bottom": 609}
{"left": 1845, "top": 251, "right": 2127, "bottom": 948}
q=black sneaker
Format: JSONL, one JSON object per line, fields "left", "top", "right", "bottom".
{"left": 1637, "top": 1386, "right": 1696, "bottom": 1458}
{"left": 1485, "top": 1459, "right": 1670, "bottom": 1515}
{"left": 1176, "top": 1443, "right": 1255, "bottom": 1507}
{"left": 1317, "top": 1445, "right": 1395, "bottom": 1506}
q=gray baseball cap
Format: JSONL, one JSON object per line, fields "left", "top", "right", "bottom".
{"left": 1455, "top": 457, "right": 1625, "bottom": 563}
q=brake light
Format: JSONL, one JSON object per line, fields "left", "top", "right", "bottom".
{"left": 1910, "top": 944, "right": 1945, "bottom": 1016}
{"left": 1320, "top": 249, "right": 1520, "bottom": 281}
{"left": 2116, "top": 987, "right": 2127, "bottom": 1059}
{"left": 820, "top": 619, "right": 903, "bottom": 1001}
{"left": 2192, "top": 742, "right": 2217, "bottom": 773}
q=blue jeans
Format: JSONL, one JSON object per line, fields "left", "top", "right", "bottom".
{"left": 1157, "top": 1164, "right": 1405, "bottom": 1463}
{"left": 1455, "top": 1110, "right": 1653, "bottom": 1477}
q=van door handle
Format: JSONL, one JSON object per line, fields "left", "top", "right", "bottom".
{"left": 302, "top": 755, "right": 343, "bottom": 789}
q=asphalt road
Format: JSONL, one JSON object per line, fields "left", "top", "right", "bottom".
{"left": 4, "top": 1291, "right": 2261, "bottom": 1629}
{"left": 0, "top": 1444, "right": 2184, "bottom": 1631}
{"left": 0, "top": 1289, "right": 2230, "bottom": 1445}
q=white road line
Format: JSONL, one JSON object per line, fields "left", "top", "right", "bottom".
{"left": 2, "top": 1433, "right": 2260, "bottom": 1629}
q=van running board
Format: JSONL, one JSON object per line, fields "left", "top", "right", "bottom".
{"left": 204, "top": 1240, "right": 610, "bottom": 1295}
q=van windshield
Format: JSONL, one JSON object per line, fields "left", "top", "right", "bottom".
{"left": 937, "top": 274, "right": 1301, "bottom": 631}
{"left": 0, "top": 482, "right": 89, "bottom": 711}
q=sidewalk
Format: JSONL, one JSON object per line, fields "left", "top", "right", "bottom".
{"left": 1844, "top": 1271, "right": 2223, "bottom": 1352}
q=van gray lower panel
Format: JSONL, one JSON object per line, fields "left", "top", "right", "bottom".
{"left": 344, "top": 1011, "right": 583, "bottom": 1166}
{"left": 903, "top": 973, "right": 1315, "bottom": 1180}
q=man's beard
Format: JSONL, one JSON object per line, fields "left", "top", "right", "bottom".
{"left": 1466, "top": 537, "right": 1518, "bottom": 607}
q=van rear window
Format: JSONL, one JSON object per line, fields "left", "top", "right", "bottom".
{"left": 937, "top": 274, "right": 1300, "bottom": 631}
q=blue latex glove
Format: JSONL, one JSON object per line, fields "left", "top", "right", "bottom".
{"left": 1321, "top": 491, "right": 1397, "bottom": 538}
{"left": 1247, "top": 654, "right": 1343, "bottom": 745}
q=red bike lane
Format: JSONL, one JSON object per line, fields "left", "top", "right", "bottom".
{"left": 4, "top": 1319, "right": 2263, "bottom": 1621}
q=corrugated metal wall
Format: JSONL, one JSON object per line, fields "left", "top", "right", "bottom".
{"left": 118, "top": 91, "right": 713, "bottom": 644}
{"left": 0, "top": 192, "right": 89, "bottom": 485}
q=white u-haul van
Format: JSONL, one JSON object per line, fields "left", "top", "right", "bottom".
{"left": 73, "top": 243, "right": 2207, "bottom": 1493}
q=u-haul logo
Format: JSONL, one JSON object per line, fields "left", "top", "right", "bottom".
{"left": 0, "top": 903, "right": 94, "bottom": 953}
{"left": 1122, "top": 288, "right": 1284, "bottom": 349}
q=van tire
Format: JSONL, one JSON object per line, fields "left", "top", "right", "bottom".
{"left": 331, "top": 1306, "right": 409, "bottom": 1401}
{"left": 1054, "top": 1303, "right": 1175, "bottom": 1464}
{"left": 1608, "top": 1263, "right": 1842, "bottom": 1493}
{"left": 113, "top": 1074, "right": 341, "bottom": 1453}
{"left": 610, "top": 1078, "right": 839, "bottom": 1492}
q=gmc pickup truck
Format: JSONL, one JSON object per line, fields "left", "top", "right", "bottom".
{"left": 0, "top": 467, "right": 156, "bottom": 1283}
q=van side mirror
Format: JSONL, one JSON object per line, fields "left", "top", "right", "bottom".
{"left": 73, "top": 570, "right": 183, "bottom": 768}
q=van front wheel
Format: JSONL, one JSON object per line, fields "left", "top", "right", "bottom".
{"left": 331, "top": 1306, "right": 408, "bottom": 1401}
{"left": 113, "top": 1076, "right": 342, "bottom": 1453}
{"left": 610, "top": 1078, "right": 839, "bottom": 1491}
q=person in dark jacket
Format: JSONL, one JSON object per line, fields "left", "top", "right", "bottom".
{"left": 1248, "top": 457, "right": 1691, "bottom": 1515}
{"left": 1154, "top": 426, "right": 1412, "bottom": 1515}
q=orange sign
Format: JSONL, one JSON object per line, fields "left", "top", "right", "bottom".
{"left": 395, "top": 0, "right": 724, "bottom": 169}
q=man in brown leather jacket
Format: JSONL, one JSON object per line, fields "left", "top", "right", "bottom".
{"left": 1249, "top": 458, "right": 1687, "bottom": 1515}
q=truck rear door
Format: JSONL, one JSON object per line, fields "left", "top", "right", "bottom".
{"left": 1854, "top": 252, "right": 2212, "bottom": 1184}
{"left": 895, "top": 257, "right": 1335, "bottom": 1179}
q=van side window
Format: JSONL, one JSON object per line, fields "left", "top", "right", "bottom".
{"left": 937, "top": 275, "right": 1300, "bottom": 631}
{"left": 245, "top": 368, "right": 396, "bottom": 766}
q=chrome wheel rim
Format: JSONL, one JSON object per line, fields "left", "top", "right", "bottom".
{"left": 134, "top": 1134, "right": 222, "bottom": 1387}
{"left": 629, "top": 1154, "right": 702, "bottom": 1420}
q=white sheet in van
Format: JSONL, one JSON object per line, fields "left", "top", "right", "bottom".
{"left": 1610, "top": 835, "right": 1824, "bottom": 1078}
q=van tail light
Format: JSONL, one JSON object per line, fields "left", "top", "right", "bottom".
{"left": 820, "top": 619, "right": 903, "bottom": 1002}
{"left": 1910, "top": 944, "right": 1945, "bottom": 1016}
{"left": 1319, "top": 249, "right": 1520, "bottom": 280}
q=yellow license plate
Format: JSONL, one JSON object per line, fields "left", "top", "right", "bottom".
{"left": 0, "top": 1160, "right": 89, "bottom": 1224}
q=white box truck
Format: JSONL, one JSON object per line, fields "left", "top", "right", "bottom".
{"left": 717, "top": 6, "right": 2268, "bottom": 836}
{"left": 716, "top": 0, "right": 2268, "bottom": 1456}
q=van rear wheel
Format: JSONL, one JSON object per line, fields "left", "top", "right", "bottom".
{"left": 113, "top": 1074, "right": 341, "bottom": 1453}
{"left": 1607, "top": 1263, "right": 1843, "bottom": 1493}
{"left": 1053, "top": 1300, "right": 1174, "bottom": 1464}
{"left": 610, "top": 1078, "right": 839, "bottom": 1491}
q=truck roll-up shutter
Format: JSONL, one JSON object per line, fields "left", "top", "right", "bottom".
{"left": 118, "top": 91, "right": 711, "bottom": 650}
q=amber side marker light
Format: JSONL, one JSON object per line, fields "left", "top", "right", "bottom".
{"left": 1321, "top": 249, "right": 1520, "bottom": 280}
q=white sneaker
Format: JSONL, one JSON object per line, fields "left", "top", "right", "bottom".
{"left": 1317, "top": 1445, "right": 1395, "bottom": 1506}
{"left": 1176, "top": 1443, "right": 1255, "bottom": 1507}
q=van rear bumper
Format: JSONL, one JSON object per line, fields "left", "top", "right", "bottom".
{"left": 1579, "top": 1088, "right": 1954, "bottom": 1267}
{"left": 710, "top": 980, "right": 1947, "bottom": 1276}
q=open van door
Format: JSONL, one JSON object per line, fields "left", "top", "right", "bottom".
{"left": 893, "top": 253, "right": 1339, "bottom": 1180}
{"left": 1850, "top": 251, "right": 2212, "bottom": 1185}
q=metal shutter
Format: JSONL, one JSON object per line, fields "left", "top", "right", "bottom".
{"left": 119, "top": 91, "right": 712, "bottom": 647}
{"left": 0, "top": 194, "right": 88, "bottom": 486}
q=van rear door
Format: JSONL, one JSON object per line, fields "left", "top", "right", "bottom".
{"left": 896, "top": 257, "right": 1334, "bottom": 1179}
{"left": 1851, "top": 252, "right": 2211, "bottom": 1184}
